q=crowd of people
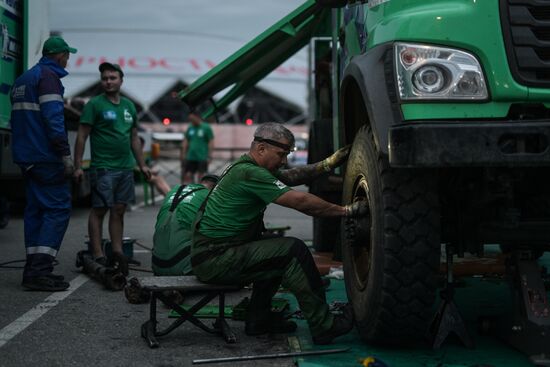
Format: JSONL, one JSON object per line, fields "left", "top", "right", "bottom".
{"left": 10, "top": 35, "right": 367, "bottom": 344}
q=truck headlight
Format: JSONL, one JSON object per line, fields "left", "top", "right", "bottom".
{"left": 395, "top": 43, "right": 488, "bottom": 100}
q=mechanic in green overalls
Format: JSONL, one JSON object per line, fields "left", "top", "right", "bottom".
{"left": 191, "top": 122, "right": 367, "bottom": 345}
{"left": 152, "top": 174, "right": 219, "bottom": 276}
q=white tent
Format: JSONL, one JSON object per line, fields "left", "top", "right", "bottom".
{"left": 56, "top": 19, "right": 309, "bottom": 113}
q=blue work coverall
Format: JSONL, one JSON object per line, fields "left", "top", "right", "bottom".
{"left": 10, "top": 57, "right": 72, "bottom": 278}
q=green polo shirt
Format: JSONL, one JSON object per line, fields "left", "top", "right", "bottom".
{"left": 198, "top": 154, "right": 291, "bottom": 238}
{"left": 80, "top": 94, "right": 138, "bottom": 169}
{"left": 185, "top": 122, "right": 214, "bottom": 161}
{"left": 154, "top": 184, "right": 208, "bottom": 231}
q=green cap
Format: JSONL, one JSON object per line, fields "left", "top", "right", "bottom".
{"left": 42, "top": 36, "right": 77, "bottom": 54}
{"left": 99, "top": 62, "right": 124, "bottom": 77}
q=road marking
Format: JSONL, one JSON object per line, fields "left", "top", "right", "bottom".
{"left": 133, "top": 249, "right": 150, "bottom": 253}
{"left": 0, "top": 274, "right": 89, "bottom": 348}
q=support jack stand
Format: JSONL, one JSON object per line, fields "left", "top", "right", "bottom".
{"left": 430, "top": 245, "right": 474, "bottom": 349}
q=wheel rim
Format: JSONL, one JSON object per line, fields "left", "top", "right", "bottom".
{"left": 346, "top": 174, "right": 372, "bottom": 291}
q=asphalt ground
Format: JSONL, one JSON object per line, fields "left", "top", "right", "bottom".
{"left": 0, "top": 159, "right": 315, "bottom": 367}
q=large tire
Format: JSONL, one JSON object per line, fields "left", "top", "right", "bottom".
{"left": 342, "top": 125, "right": 441, "bottom": 344}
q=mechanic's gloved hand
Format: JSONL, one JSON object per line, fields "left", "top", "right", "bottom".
{"left": 344, "top": 201, "right": 368, "bottom": 217}
{"left": 62, "top": 155, "right": 74, "bottom": 178}
{"left": 322, "top": 145, "right": 351, "bottom": 172}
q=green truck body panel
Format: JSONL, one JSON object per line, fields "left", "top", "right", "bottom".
{"left": 1, "top": 0, "right": 50, "bottom": 194}
{"left": 343, "top": 1, "right": 539, "bottom": 121}
{"left": 0, "top": 0, "right": 23, "bottom": 129}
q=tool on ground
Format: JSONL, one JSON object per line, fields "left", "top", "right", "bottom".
{"left": 136, "top": 275, "right": 241, "bottom": 348}
{"left": 361, "top": 356, "right": 389, "bottom": 367}
{"left": 75, "top": 250, "right": 127, "bottom": 290}
{"left": 192, "top": 347, "right": 350, "bottom": 365}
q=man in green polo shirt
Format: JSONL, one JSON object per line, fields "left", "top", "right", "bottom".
{"left": 74, "top": 62, "right": 151, "bottom": 275}
{"left": 152, "top": 174, "right": 219, "bottom": 276}
{"left": 191, "top": 122, "right": 366, "bottom": 345}
{"left": 180, "top": 111, "right": 214, "bottom": 184}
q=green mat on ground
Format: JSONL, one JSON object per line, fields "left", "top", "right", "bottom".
{"left": 276, "top": 252, "right": 550, "bottom": 367}
{"left": 168, "top": 297, "right": 289, "bottom": 320}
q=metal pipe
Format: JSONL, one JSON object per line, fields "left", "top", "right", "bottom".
{"left": 192, "top": 348, "right": 349, "bottom": 365}
{"left": 76, "top": 250, "right": 127, "bottom": 290}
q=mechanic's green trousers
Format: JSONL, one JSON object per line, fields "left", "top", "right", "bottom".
{"left": 191, "top": 234, "right": 333, "bottom": 335}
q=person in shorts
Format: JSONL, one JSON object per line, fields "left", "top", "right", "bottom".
{"left": 74, "top": 62, "right": 151, "bottom": 274}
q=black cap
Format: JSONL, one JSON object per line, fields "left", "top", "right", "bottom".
{"left": 99, "top": 62, "right": 124, "bottom": 77}
{"left": 200, "top": 174, "right": 219, "bottom": 184}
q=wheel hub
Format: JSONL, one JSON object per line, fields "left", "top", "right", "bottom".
{"left": 345, "top": 175, "right": 372, "bottom": 290}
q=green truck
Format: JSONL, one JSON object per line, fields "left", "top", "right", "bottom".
{"left": 180, "top": 0, "right": 550, "bottom": 357}
{"left": 0, "top": 0, "right": 51, "bottom": 227}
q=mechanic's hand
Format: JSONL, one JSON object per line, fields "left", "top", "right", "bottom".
{"left": 62, "top": 155, "right": 74, "bottom": 178}
{"left": 73, "top": 167, "right": 84, "bottom": 183}
{"left": 323, "top": 145, "right": 351, "bottom": 171}
{"left": 344, "top": 201, "right": 368, "bottom": 217}
{"left": 140, "top": 165, "right": 152, "bottom": 181}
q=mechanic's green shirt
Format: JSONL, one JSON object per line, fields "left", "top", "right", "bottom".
{"left": 198, "top": 154, "right": 291, "bottom": 238}
{"left": 153, "top": 184, "right": 209, "bottom": 275}
{"left": 155, "top": 184, "right": 208, "bottom": 231}
{"left": 184, "top": 122, "right": 214, "bottom": 161}
{"left": 79, "top": 94, "right": 138, "bottom": 169}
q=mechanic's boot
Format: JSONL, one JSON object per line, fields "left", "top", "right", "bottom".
{"left": 22, "top": 276, "right": 70, "bottom": 292}
{"left": 245, "top": 312, "right": 297, "bottom": 336}
{"left": 312, "top": 304, "right": 354, "bottom": 345}
{"left": 45, "top": 273, "right": 65, "bottom": 281}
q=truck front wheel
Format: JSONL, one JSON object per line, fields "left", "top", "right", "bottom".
{"left": 342, "top": 125, "right": 441, "bottom": 344}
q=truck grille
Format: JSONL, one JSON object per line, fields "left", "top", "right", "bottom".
{"left": 500, "top": 0, "right": 550, "bottom": 87}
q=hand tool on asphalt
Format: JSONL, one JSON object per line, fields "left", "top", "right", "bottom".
{"left": 361, "top": 356, "right": 389, "bottom": 367}
{"left": 192, "top": 347, "right": 350, "bottom": 364}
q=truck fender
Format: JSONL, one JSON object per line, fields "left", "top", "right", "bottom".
{"left": 340, "top": 43, "right": 401, "bottom": 155}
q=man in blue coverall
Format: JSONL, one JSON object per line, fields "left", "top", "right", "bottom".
{"left": 10, "top": 36, "right": 77, "bottom": 291}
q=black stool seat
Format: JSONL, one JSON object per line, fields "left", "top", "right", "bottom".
{"left": 137, "top": 275, "right": 241, "bottom": 348}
